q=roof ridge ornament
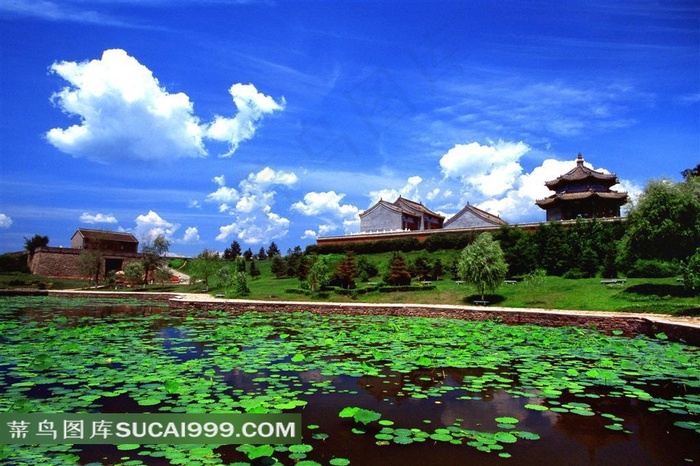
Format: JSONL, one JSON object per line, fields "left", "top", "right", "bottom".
{"left": 576, "top": 152, "right": 584, "bottom": 165}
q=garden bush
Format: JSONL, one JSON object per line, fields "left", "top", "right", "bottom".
{"left": 627, "top": 259, "right": 678, "bottom": 278}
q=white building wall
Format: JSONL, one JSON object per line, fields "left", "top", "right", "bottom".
{"left": 360, "top": 206, "right": 403, "bottom": 232}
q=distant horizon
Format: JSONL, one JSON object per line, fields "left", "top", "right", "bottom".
{"left": 1, "top": 1, "right": 697, "bottom": 256}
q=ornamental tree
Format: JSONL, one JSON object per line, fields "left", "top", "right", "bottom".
{"left": 457, "top": 233, "right": 508, "bottom": 301}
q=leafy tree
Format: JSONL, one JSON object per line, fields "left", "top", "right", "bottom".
{"left": 622, "top": 178, "right": 700, "bottom": 264}
{"left": 332, "top": 251, "right": 359, "bottom": 289}
{"left": 357, "top": 256, "right": 379, "bottom": 282}
{"left": 267, "top": 242, "right": 281, "bottom": 258}
{"left": 249, "top": 259, "right": 261, "bottom": 278}
{"left": 412, "top": 255, "right": 433, "bottom": 281}
{"left": 385, "top": 252, "right": 411, "bottom": 286}
{"left": 214, "top": 261, "right": 249, "bottom": 295}
{"left": 189, "top": 249, "right": 221, "bottom": 291}
{"left": 77, "top": 250, "right": 102, "bottom": 288}
{"left": 154, "top": 267, "right": 173, "bottom": 285}
{"left": 124, "top": 261, "right": 145, "bottom": 285}
{"left": 496, "top": 224, "right": 536, "bottom": 276}
{"left": 681, "top": 248, "right": 700, "bottom": 295}
{"left": 141, "top": 235, "right": 170, "bottom": 285}
{"left": 24, "top": 234, "right": 49, "bottom": 254}
{"left": 235, "top": 270, "right": 250, "bottom": 295}
{"left": 458, "top": 233, "right": 508, "bottom": 301}
{"left": 431, "top": 259, "right": 444, "bottom": 280}
{"left": 534, "top": 222, "right": 568, "bottom": 276}
{"left": 682, "top": 164, "right": 700, "bottom": 180}
{"left": 215, "top": 261, "right": 234, "bottom": 292}
{"left": 270, "top": 255, "right": 287, "bottom": 278}
{"left": 307, "top": 256, "right": 329, "bottom": 292}
{"left": 223, "top": 241, "right": 242, "bottom": 260}
{"left": 522, "top": 268, "right": 546, "bottom": 304}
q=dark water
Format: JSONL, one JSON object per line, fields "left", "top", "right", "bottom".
{"left": 1, "top": 300, "right": 698, "bottom": 465}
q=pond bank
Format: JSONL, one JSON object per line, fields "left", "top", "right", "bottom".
{"left": 14, "top": 289, "right": 694, "bottom": 346}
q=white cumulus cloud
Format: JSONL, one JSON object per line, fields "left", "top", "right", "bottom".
{"left": 369, "top": 176, "right": 423, "bottom": 204}
{"left": 439, "top": 140, "right": 529, "bottom": 197}
{"left": 47, "top": 49, "right": 206, "bottom": 163}
{"left": 205, "top": 83, "right": 285, "bottom": 157}
{"left": 46, "top": 49, "right": 285, "bottom": 163}
{"left": 80, "top": 212, "right": 117, "bottom": 224}
{"left": 0, "top": 214, "right": 12, "bottom": 228}
{"left": 477, "top": 157, "right": 628, "bottom": 222}
{"left": 182, "top": 226, "right": 200, "bottom": 243}
{"left": 133, "top": 210, "right": 179, "bottom": 242}
{"left": 208, "top": 167, "right": 296, "bottom": 245}
{"left": 291, "top": 191, "right": 360, "bottom": 237}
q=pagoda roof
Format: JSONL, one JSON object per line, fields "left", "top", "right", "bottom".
{"left": 535, "top": 190, "right": 628, "bottom": 207}
{"left": 545, "top": 153, "right": 619, "bottom": 190}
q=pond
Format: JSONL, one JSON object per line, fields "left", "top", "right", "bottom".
{"left": 0, "top": 296, "right": 699, "bottom": 465}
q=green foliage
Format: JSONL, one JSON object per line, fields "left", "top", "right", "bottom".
{"left": 495, "top": 224, "right": 537, "bottom": 276}
{"left": 77, "top": 250, "right": 103, "bottom": 287}
{"left": 189, "top": 249, "right": 221, "bottom": 291}
{"left": 270, "top": 255, "right": 286, "bottom": 278}
{"left": 235, "top": 270, "right": 250, "bottom": 295}
{"left": 522, "top": 269, "right": 546, "bottom": 304}
{"left": 458, "top": 233, "right": 508, "bottom": 300}
{"left": 681, "top": 248, "right": 700, "bottom": 295}
{"left": 123, "top": 261, "right": 144, "bottom": 285}
{"left": 622, "top": 178, "right": 700, "bottom": 263}
{"left": 534, "top": 222, "right": 568, "bottom": 275}
{"left": 307, "top": 256, "right": 330, "bottom": 292}
{"left": 627, "top": 259, "right": 678, "bottom": 278}
{"left": 167, "top": 258, "right": 186, "bottom": 269}
{"left": 266, "top": 241, "right": 281, "bottom": 257}
{"left": 423, "top": 231, "right": 476, "bottom": 251}
{"left": 223, "top": 240, "right": 242, "bottom": 260}
{"left": 140, "top": 234, "right": 170, "bottom": 285}
{"left": 307, "top": 236, "right": 423, "bottom": 255}
{"left": 249, "top": 259, "right": 261, "bottom": 278}
{"left": 24, "top": 234, "right": 49, "bottom": 254}
{"left": 0, "top": 253, "right": 30, "bottom": 273}
{"left": 385, "top": 252, "right": 411, "bottom": 286}
{"left": 331, "top": 251, "right": 359, "bottom": 289}
{"left": 2, "top": 299, "right": 698, "bottom": 464}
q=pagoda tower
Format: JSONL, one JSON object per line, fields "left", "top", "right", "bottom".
{"left": 536, "top": 153, "right": 628, "bottom": 221}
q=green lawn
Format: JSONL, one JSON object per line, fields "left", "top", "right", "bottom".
{"left": 1, "top": 252, "right": 697, "bottom": 316}
{"left": 198, "top": 253, "right": 698, "bottom": 317}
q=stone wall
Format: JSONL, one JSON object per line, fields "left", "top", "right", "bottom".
{"left": 169, "top": 299, "right": 700, "bottom": 346}
{"left": 29, "top": 247, "right": 141, "bottom": 279}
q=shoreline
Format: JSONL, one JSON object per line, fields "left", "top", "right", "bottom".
{"left": 2, "top": 289, "right": 699, "bottom": 346}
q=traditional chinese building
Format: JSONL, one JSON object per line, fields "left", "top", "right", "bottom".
{"left": 71, "top": 229, "right": 139, "bottom": 254}
{"left": 360, "top": 196, "right": 445, "bottom": 232}
{"left": 443, "top": 203, "right": 505, "bottom": 229}
{"left": 536, "top": 153, "right": 628, "bottom": 221}
{"left": 29, "top": 229, "right": 141, "bottom": 278}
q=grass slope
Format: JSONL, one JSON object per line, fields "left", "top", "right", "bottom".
{"left": 1, "top": 250, "right": 697, "bottom": 316}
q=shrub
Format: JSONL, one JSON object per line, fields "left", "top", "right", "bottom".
{"left": 562, "top": 269, "right": 588, "bottom": 279}
{"left": 681, "top": 248, "right": 700, "bottom": 295}
{"left": 627, "top": 259, "right": 678, "bottom": 278}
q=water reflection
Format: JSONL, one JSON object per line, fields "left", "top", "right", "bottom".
{"left": 1, "top": 300, "right": 698, "bottom": 465}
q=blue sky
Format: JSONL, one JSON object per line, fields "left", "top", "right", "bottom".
{"left": 1, "top": 0, "right": 698, "bottom": 257}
